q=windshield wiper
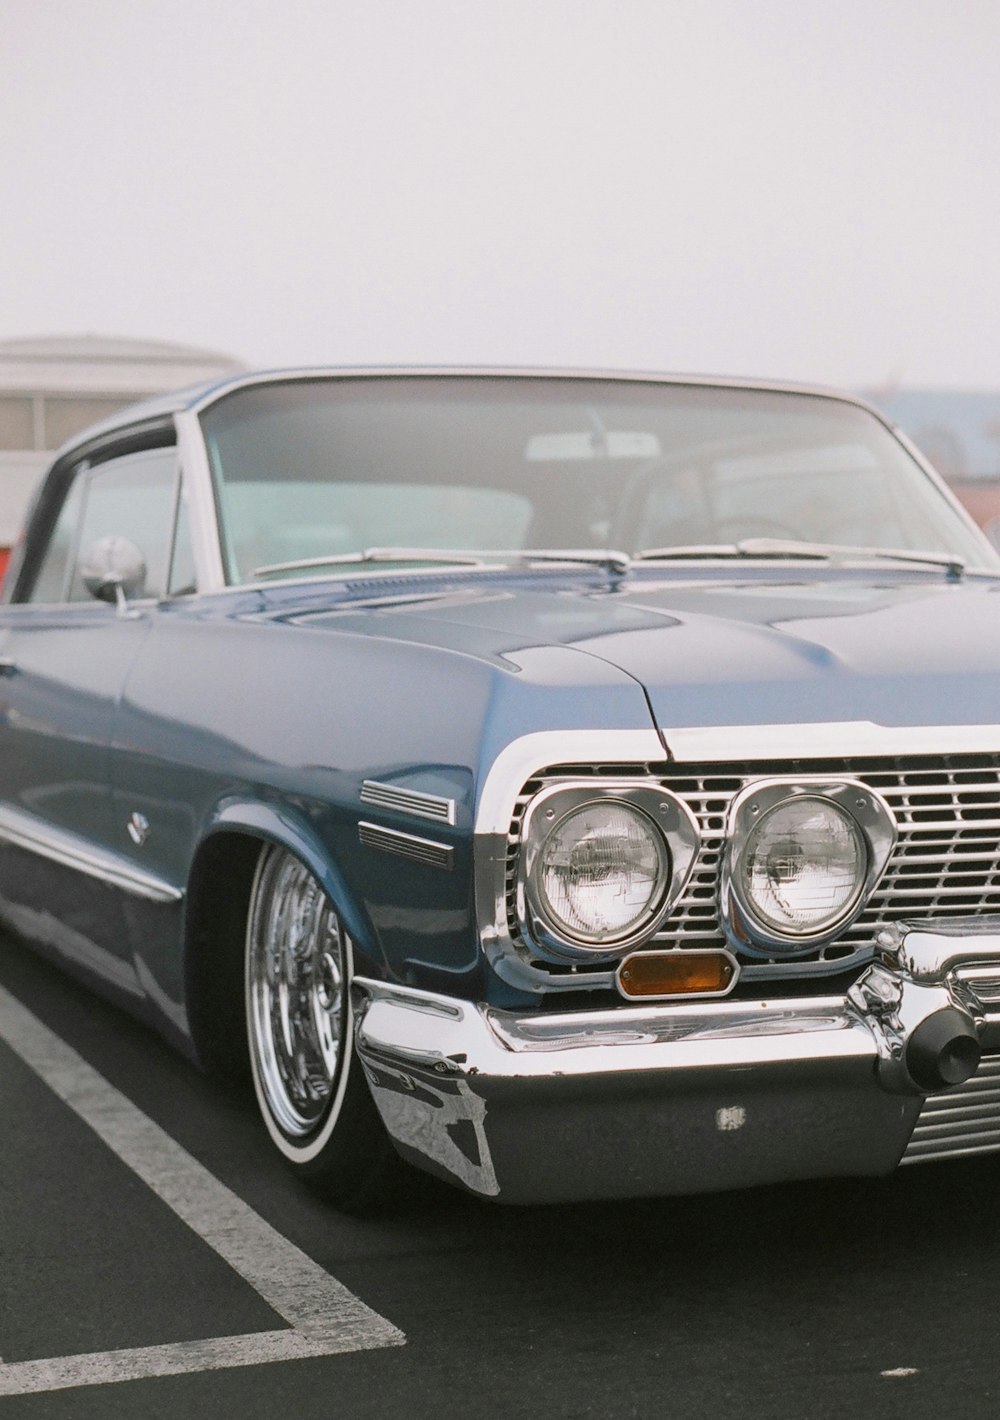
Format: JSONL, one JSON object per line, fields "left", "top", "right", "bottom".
{"left": 851, "top": 546, "right": 967, "bottom": 577}
{"left": 512, "top": 548, "right": 632, "bottom": 574}
{"left": 634, "top": 538, "right": 967, "bottom": 578}
{"left": 634, "top": 540, "right": 832, "bottom": 562}
{"left": 253, "top": 547, "right": 490, "bottom": 578}
{"left": 256, "top": 540, "right": 969, "bottom": 584}
{"left": 254, "top": 546, "right": 633, "bottom": 579}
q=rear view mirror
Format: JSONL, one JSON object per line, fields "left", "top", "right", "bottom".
{"left": 525, "top": 430, "right": 661, "bottom": 461}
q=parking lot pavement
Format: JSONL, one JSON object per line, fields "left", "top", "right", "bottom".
{"left": 0, "top": 980, "right": 403, "bottom": 1398}
{"left": 3, "top": 931, "right": 1000, "bottom": 1419}
{"left": 0, "top": 1024, "right": 281, "bottom": 1367}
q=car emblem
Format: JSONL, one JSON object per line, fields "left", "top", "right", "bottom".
{"left": 127, "top": 812, "right": 150, "bottom": 847}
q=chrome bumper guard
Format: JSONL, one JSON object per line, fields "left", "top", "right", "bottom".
{"left": 353, "top": 918, "right": 1000, "bottom": 1203}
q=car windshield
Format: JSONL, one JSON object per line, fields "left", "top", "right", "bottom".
{"left": 199, "top": 376, "right": 998, "bottom": 584}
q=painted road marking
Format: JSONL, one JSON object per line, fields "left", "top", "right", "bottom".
{"left": 0, "top": 983, "right": 405, "bottom": 1396}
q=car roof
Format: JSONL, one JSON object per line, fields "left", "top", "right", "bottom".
{"left": 54, "top": 366, "right": 885, "bottom": 458}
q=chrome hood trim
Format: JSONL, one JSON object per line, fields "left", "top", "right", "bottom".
{"left": 662, "top": 721, "right": 1000, "bottom": 763}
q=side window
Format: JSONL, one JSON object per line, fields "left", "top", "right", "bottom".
{"left": 68, "top": 449, "right": 178, "bottom": 601}
{"left": 27, "top": 447, "right": 180, "bottom": 604}
{"left": 29, "top": 474, "right": 85, "bottom": 603}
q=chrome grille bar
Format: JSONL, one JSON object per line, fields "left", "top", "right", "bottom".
{"left": 506, "top": 753, "right": 1000, "bottom": 980}
{"left": 901, "top": 1056, "right": 1000, "bottom": 1164}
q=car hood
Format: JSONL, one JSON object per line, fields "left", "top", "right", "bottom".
{"left": 313, "top": 571, "right": 1000, "bottom": 740}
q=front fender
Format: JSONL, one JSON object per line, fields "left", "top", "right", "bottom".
{"left": 202, "top": 796, "right": 388, "bottom": 976}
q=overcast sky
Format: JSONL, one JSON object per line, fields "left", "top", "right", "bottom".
{"left": 4, "top": 0, "right": 1000, "bottom": 389}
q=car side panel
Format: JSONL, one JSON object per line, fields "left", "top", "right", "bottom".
{"left": 109, "top": 599, "right": 657, "bottom": 1033}
{"left": 0, "top": 603, "right": 153, "bottom": 989}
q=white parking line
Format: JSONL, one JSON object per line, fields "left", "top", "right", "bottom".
{"left": 0, "top": 983, "right": 405, "bottom": 1396}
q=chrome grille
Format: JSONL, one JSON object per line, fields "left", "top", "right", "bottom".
{"left": 506, "top": 754, "right": 1000, "bottom": 977}
{"left": 901, "top": 1054, "right": 1000, "bottom": 1164}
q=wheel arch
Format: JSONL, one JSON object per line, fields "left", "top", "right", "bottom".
{"left": 183, "top": 797, "right": 381, "bottom": 1075}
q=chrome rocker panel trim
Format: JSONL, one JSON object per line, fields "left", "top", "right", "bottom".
{"left": 353, "top": 919, "right": 1000, "bottom": 1203}
{"left": 0, "top": 804, "right": 182, "bottom": 904}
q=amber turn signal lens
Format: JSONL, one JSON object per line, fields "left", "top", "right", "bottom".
{"left": 617, "top": 949, "right": 736, "bottom": 999}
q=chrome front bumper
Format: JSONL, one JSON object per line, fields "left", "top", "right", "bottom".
{"left": 353, "top": 919, "right": 1000, "bottom": 1203}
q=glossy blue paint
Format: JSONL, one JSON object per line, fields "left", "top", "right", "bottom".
{"left": 221, "top": 564, "right": 1000, "bottom": 745}
{"left": 84, "top": 558, "right": 1000, "bottom": 1021}
{"left": 107, "top": 582, "right": 657, "bottom": 1016}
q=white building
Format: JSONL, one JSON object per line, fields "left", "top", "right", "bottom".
{"left": 0, "top": 334, "right": 244, "bottom": 544}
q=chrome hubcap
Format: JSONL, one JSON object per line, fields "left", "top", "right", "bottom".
{"left": 247, "top": 847, "right": 345, "bottom": 1138}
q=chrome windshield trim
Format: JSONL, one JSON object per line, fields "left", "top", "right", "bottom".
{"left": 888, "top": 422, "right": 997, "bottom": 556}
{"left": 183, "top": 366, "right": 883, "bottom": 419}
{"left": 174, "top": 409, "right": 226, "bottom": 593}
{"left": 662, "top": 721, "right": 1000, "bottom": 764}
{"left": 0, "top": 806, "right": 182, "bottom": 903}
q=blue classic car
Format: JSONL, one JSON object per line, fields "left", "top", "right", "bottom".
{"left": 4, "top": 369, "right": 1000, "bottom": 1207}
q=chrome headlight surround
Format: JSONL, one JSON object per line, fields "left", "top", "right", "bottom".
{"left": 517, "top": 782, "right": 701, "bottom": 962}
{"left": 720, "top": 778, "right": 897, "bottom": 957}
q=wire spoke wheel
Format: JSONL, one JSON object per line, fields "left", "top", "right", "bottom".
{"left": 244, "top": 842, "right": 398, "bottom": 1206}
{"left": 247, "top": 845, "right": 349, "bottom": 1143}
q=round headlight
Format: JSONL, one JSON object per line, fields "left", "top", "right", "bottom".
{"left": 531, "top": 799, "right": 670, "bottom": 947}
{"left": 741, "top": 796, "right": 867, "bottom": 938}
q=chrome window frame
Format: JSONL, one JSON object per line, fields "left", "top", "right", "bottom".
{"left": 174, "top": 409, "right": 226, "bottom": 593}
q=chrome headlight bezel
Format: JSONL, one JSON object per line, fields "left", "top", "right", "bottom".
{"left": 720, "top": 778, "right": 897, "bottom": 957}
{"left": 517, "top": 781, "right": 701, "bottom": 962}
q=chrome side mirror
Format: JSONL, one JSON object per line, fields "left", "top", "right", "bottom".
{"left": 81, "top": 536, "right": 147, "bottom": 610}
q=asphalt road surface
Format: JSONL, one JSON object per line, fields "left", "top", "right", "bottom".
{"left": 0, "top": 929, "right": 998, "bottom": 1420}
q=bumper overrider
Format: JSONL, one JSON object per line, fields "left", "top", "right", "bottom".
{"left": 353, "top": 918, "right": 1000, "bottom": 1204}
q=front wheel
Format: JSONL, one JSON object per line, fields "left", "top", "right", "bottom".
{"left": 245, "top": 842, "right": 396, "bottom": 1207}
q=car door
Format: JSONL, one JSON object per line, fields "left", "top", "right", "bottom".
{"left": 0, "top": 438, "right": 182, "bottom": 992}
